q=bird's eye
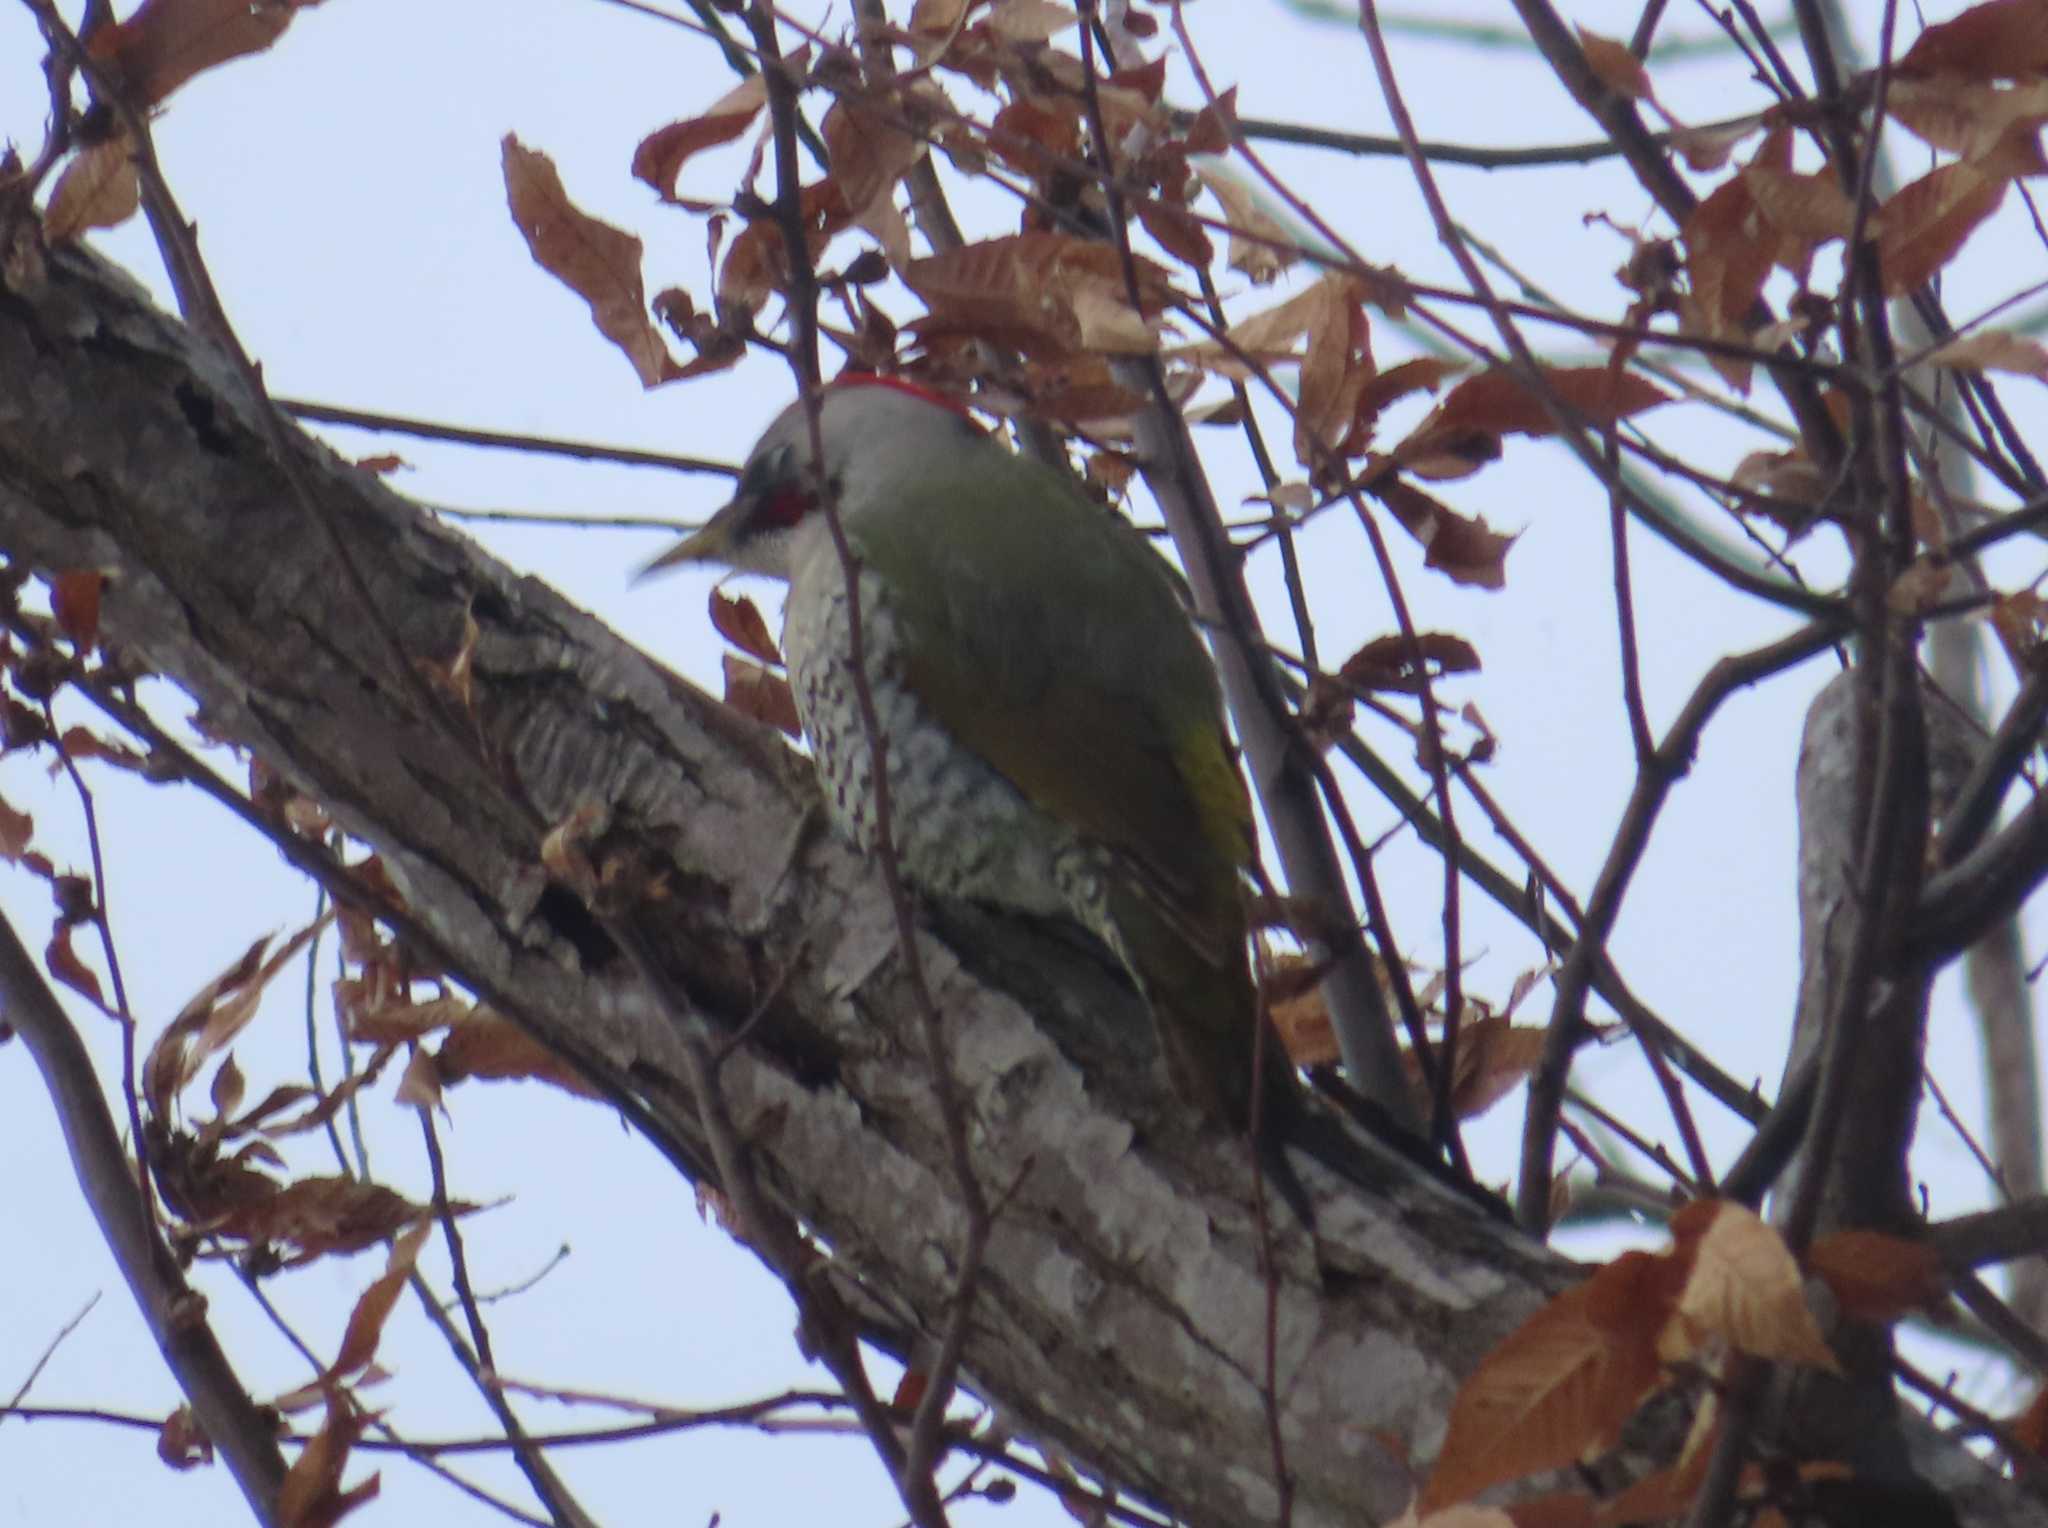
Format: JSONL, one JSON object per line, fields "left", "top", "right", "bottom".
{"left": 750, "top": 446, "right": 815, "bottom": 530}
{"left": 741, "top": 445, "right": 789, "bottom": 495}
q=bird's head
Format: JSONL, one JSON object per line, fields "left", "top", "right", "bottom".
{"left": 638, "top": 376, "right": 981, "bottom": 583}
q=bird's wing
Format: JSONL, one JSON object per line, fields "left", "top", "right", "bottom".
{"left": 858, "top": 446, "right": 1277, "bottom": 1134}
{"left": 857, "top": 447, "right": 1255, "bottom": 924}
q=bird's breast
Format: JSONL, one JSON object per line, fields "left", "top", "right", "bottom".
{"left": 781, "top": 548, "right": 1078, "bottom": 920}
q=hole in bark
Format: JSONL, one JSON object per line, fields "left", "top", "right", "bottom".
{"left": 537, "top": 881, "right": 617, "bottom": 968}
{"left": 173, "top": 382, "right": 237, "bottom": 455}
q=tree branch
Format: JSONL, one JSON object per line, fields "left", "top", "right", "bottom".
{"left": 2, "top": 907, "right": 288, "bottom": 1523}
{"left": 7, "top": 231, "right": 2044, "bottom": 1528}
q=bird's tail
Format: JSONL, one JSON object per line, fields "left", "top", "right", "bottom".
{"left": 1101, "top": 877, "right": 1314, "bottom": 1227}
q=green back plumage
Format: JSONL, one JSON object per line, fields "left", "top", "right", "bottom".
{"left": 849, "top": 437, "right": 1271, "bottom": 1129}
{"left": 850, "top": 442, "right": 1252, "bottom": 908}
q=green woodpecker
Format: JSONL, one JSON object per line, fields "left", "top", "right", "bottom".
{"left": 644, "top": 377, "right": 1295, "bottom": 1164}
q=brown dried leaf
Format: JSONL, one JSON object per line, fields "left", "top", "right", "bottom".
{"left": 54, "top": 725, "right": 149, "bottom": 774}
{"left": 539, "top": 798, "right": 607, "bottom": 889}
{"left": 221, "top": 1082, "right": 316, "bottom": 1137}
{"left": 1068, "top": 286, "right": 1155, "bottom": 354}
{"left": 1268, "top": 971, "right": 1338, "bottom": 1068}
{"left": 212, "top": 1175, "right": 433, "bottom": 1262}
{"left": 717, "top": 180, "right": 851, "bottom": 323}
{"left": 2009, "top": 1383, "right": 2048, "bottom": 1456}
{"left": 422, "top": 602, "right": 480, "bottom": 710}
{"left": 392, "top": 1046, "right": 443, "bottom": 1113}
{"left": 1135, "top": 197, "right": 1213, "bottom": 268}
{"left": 1805, "top": 1230, "right": 1947, "bottom": 1323}
{"left": 503, "top": 135, "right": 680, "bottom": 388}
{"left": 143, "top": 919, "right": 328, "bottom": 1120}
{"left": 1403, "top": 1016, "right": 1547, "bottom": 1123}
{"left": 46, "top": 923, "right": 106, "bottom": 1009}
{"left": 345, "top": 992, "right": 470, "bottom": 1047}
{"left": 1669, "top": 119, "right": 1758, "bottom": 174}
{"left": 1888, "top": 555, "right": 1953, "bottom": 616}
{"left": 1183, "top": 84, "right": 1239, "bottom": 157}
{"left": 1023, "top": 359, "right": 1147, "bottom": 426}
{"left": 44, "top": 137, "right": 139, "bottom": 242}
{"left": 88, "top": 0, "right": 322, "bottom": 107}
{"left": 1191, "top": 159, "right": 1295, "bottom": 283}
{"left": 823, "top": 90, "right": 924, "bottom": 241}
{"left": 631, "top": 73, "right": 770, "bottom": 202}
{"left": 1086, "top": 449, "right": 1137, "bottom": 494}
{"left": 989, "top": 96, "right": 1083, "bottom": 178}
{"left": 1678, "top": 128, "right": 1796, "bottom": 389}
{"left": 1296, "top": 281, "right": 1372, "bottom": 465}
{"left": 262, "top": 1046, "right": 399, "bottom": 1138}
{"left": 1179, "top": 275, "right": 1345, "bottom": 371}
{"left": 50, "top": 569, "right": 106, "bottom": 652}
{"left": 1576, "top": 28, "right": 1652, "bottom": 102}
{"left": 1338, "top": 632, "right": 1481, "bottom": 695}
{"left": 278, "top": 1390, "right": 378, "bottom": 1528}
{"left": 1370, "top": 478, "right": 1517, "bottom": 591}
{"left": 326, "top": 1220, "right": 430, "bottom": 1380}
{"left": 157, "top": 1404, "right": 214, "bottom": 1470}
{"left": 436, "top": 1012, "right": 602, "bottom": 1099}
{"left": 709, "top": 588, "right": 783, "bottom": 666}
{"left": 905, "top": 233, "right": 1171, "bottom": 359}
{"left": 1663, "top": 1200, "right": 1839, "bottom": 1370}
{"left": 1878, "top": 157, "right": 2009, "bottom": 297}
{"left": 1100, "top": 52, "right": 1164, "bottom": 103}
{"left": 1897, "top": 0, "right": 2048, "bottom": 80}
{"left": 723, "top": 654, "right": 804, "bottom": 739}
{"left": 144, "top": 917, "right": 329, "bottom": 1122}
{"left": 1886, "top": 76, "right": 2048, "bottom": 157}
{"left": 209, "top": 1052, "right": 246, "bottom": 1120}
{"left": 910, "top": 0, "right": 972, "bottom": 32}
{"left": 1993, "top": 589, "right": 2048, "bottom": 666}
{"left": 1685, "top": 128, "right": 1790, "bottom": 319}
{"left": 1741, "top": 167, "right": 1860, "bottom": 247}
{"left": 1406, "top": 366, "right": 1672, "bottom": 450}
{"left": 1928, "top": 328, "right": 2048, "bottom": 380}
{"left": 988, "top": 0, "right": 1075, "bottom": 40}
{"left": 1353, "top": 356, "right": 1463, "bottom": 437}
{"left": 1420, "top": 1251, "right": 1678, "bottom": 1513}
{"left": 0, "top": 795, "right": 33, "bottom": 862}
{"left": 1730, "top": 446, "right": 1828, "bottom": 526}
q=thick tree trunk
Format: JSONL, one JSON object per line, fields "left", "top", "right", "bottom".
{"left": 0, "top": 243, "right": 2037, "bottom": 1528}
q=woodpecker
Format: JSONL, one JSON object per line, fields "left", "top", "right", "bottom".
{"left": 644, "top": 377, "right": 1302, "bottom": 1196}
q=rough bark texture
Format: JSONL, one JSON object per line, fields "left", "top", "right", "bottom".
{"left": 1, "top": 243, "right": 2040, "bottom": 1528}
{"left": 1785, "top": 670, "right": 1985, "bottom": 1238}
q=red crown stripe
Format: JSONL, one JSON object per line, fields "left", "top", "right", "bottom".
{"left": 829, "top": 372, "right": 972, "bottom": 420}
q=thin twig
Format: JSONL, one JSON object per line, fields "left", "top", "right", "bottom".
{"left": 1077, "top": 7, "right": 1298, "bottom": 1513}
{"left": 1606, "top": 434, "right": 1656, "bottom": 764}
{"left": 43, "top": 700, "right": 148, "bottom": 1212}
{"left": 1151, "top": 2, "right": 1416, "bottom": 1126}
{"left": 1, "top": 1292, "right": 100, "bottom": 1418}
{"left": 2, "top": 908, "right": 288, "bottom": 1523}
{"left": 278, "top": 398, "right": 739, "bottom": 477}
{"left": 1518, "top": 617, "right": 1847, "bottom": 1229}
{"left": 745, "top": 9, "right": 985, "bottom": 1523}
{"left": 418, "top": 1111, "right": 597, "bottom": 1527}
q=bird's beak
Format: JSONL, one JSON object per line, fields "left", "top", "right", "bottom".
{"left": 634, "top": 491, "right": 748, "bottom": 583}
